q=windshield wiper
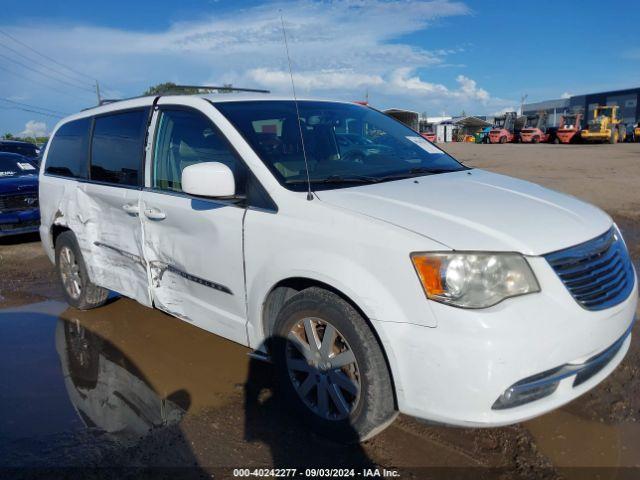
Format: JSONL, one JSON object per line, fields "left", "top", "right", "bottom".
{"left": 286, "top": 175, "right": 381, "bottom": 185}
{"left": 373, "top": 167, "right": 460, "bottom": 181}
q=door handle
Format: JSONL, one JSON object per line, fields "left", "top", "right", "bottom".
{"left": 144, "top": 207, "right": 166, "bottom": 220}
{"left": 122, "top": 203, "right": 139, "bottom": 215}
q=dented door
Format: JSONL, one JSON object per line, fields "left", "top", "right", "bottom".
{"left": 78, "top": 108, "right": 151, "bottom": 306}
{"left": 78, "top": 182, "right": 149, "bottom": 306}
{"left": 140, "top": 105, "right": 248, "bottom": 344}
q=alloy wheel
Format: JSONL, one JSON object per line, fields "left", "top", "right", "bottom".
{"left": 286, "top": 317, "right": 361, "bottom": 421}
{"left": 59, "top": 246, "right": 82, "bottom": 299}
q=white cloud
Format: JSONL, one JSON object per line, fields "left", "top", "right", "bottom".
{"left": 1, "top": 0, "right": 513, "bottom": 129}
{"left": 245, "top": 68, "right": 385, "bottom": 91}
{"left": 21, "top": 120, "right": 48, "bottom": 137}
{"left": 561, "top": 92, "right": 572, "bottom": 99}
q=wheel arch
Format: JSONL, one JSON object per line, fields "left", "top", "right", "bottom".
{"left": 260, "top": 276, "right": 400, "bottom": 408}
{"left": 51, "top": 223, "right": 72, "bottom": 248}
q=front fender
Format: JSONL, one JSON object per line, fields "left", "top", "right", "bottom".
{"left": 243, "top": 204, "right": 442, "bottom": 350}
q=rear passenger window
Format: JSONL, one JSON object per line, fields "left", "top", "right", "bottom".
{"left": 45, "top": 118, "right": 90, "bottom": 178}
{"left": 91, "top": 109, "right": 148, "bottom": 186}
{"left": 152, "top": 109, "right": 246, "bottom": 194}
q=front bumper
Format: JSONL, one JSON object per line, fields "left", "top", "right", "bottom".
{"left": 0, "top": 209, "right": 40, "bottom": 237}
{"left": 374, "top": 256, "right": 638, "bottom": 427}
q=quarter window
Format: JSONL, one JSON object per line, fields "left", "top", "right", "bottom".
{"left": 152, "top": 109, "right": 246, "bottom": 194}
{"left": 90, "top": 109, "right": 148, "bottom": 186}
{"left": 45, "top": 118, "right": 91, "bottom": 178}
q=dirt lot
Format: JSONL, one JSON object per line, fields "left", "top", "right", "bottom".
{"left": 0, "top": 142, "right": 638, "bottom": 479}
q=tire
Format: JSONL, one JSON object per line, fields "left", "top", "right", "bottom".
{"left": 272, "top": 287, "right": 396, "bottom": 443}
{"left": 553, "top": 137, "right": 560, "bottom": 144}
{"left": 532, "top": 136, "right": 539, "bottom": 144}
{"left": 55, "top": 231, "right": 109, "bottom": 309}
{"left": 499, "top": 136, "right": 507, "bottom": 144}
{"left": 64, "top": 319, "right": 101, "bottom": 390}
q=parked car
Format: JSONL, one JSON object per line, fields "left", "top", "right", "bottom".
{"left": 39, "top": 94, "right": 637, "bottom": 442}
{"left": 0, "top": 152, "right": 40, "bottom": 236}
{"left": 0, "top": 140, "right": 40, "bottom": 160}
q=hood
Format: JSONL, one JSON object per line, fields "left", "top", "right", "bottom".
{"left": 0, "top": 174, "right": 38, "bottom": 195}
{"left": 316, "top": 169, "right": 611, "bottom": 255}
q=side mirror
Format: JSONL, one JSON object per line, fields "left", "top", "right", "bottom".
{"left": 182, "top": 162, "right": 235, "bottom": 198}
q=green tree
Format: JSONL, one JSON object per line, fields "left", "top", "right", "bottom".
{"left": 144, "top": 82, "right": 235, "bottom": 96}
{"left": 3, "top": 133, "right": 15, "bottom": 140}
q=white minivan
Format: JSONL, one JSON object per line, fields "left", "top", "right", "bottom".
{"left": 39, "top": 93, "right": 637, "bottom": 441}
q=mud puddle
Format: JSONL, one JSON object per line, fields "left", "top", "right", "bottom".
{"left": 526, "top": 410, "right": 640, "bottom": 470}
{"left": 0, "top": 297, "right": 554, "bottom": 477}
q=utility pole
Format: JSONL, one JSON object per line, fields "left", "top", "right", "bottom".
{"left": 95, "top": 81, "right": 102, "bottom": 105}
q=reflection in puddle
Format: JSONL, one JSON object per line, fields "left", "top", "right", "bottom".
{"left": 0, "top": 298, "right": 251, "bottom": 444}
{"left": 57, "top": 319, "right": 187, "bottom": 443}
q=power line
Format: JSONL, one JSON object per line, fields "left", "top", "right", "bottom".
{"left": 0, "top": 28, "right": 101, "bottom": 85}
{"left": 0, "top": 97, "right": 69, "bottom": 116}
{"left": 0, "top": 40, "right": 95, "bottom": 91}
{"left": 0, "top": 105, "right": 63, "bottom": 119}
{"left": 0, "top": 52, "right": 96, "bottom": 94}
{"left": 0, "top": 63, "right": 93, "bottom": 101}
{"left": 0, "top": 63, "right": 88, "bottom": 99}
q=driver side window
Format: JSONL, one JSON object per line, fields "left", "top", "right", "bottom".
{"left": 152, "top": 109, "right": 246, "bottom": 194}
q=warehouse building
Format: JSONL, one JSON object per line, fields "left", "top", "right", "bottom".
{"left": 523, "top": 87, "right": 640, "bottom": 130}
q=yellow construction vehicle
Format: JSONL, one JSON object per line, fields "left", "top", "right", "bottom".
{"left": 580, "top": 105, "right": 626, "bottom": 143}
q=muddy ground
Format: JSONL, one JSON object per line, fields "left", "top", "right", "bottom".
{"left": 0, "top": 142, "right": 638, "bottom": 479}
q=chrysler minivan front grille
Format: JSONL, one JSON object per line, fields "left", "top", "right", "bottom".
{"left": 545, "top": 228, "right": 635, "bottom": 311}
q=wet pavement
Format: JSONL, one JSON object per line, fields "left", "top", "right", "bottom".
{"left": 1, "top": 143, "right": 639, "bottom": 479}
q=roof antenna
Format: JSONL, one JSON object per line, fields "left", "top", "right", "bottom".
{"left": 280, "top": 12, "right": 313, "bottom": 201}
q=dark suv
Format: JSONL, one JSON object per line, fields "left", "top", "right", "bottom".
{"left": 0, "top": 140, "right": 40, "bottom": 161}
{"left": 0, "top": 152, "right": 40, "bottom": 236}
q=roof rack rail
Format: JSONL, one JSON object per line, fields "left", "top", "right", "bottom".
{"left": 170, "top": 85, "right": 270, "bottom": 94}
{"left": 81, "top": 85, "right": 270, "bottom": 111}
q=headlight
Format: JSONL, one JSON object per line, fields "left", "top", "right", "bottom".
{"left": 411, "top": 252, "right": 540, "bottom": 308}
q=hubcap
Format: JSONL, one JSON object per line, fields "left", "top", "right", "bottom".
{"left": 59, "top": 246, "right": 82, "bottom": 300}
{"left": 286, "top": 317, "right": 361, "bottom": 421}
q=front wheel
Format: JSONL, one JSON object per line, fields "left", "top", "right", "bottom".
{"left": 55, "top": 231, "right": 109, "bottom": 309}
{"left": 499, "top": 136, "right": 507, "bottom": 144}
{"left": 272, "top": 287, "right": 396, "bottom": 442}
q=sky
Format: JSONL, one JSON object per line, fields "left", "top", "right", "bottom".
{"left": 1, "top": 0, "right": 638, "bottom": 136}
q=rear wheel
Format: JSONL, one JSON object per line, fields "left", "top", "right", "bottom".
{"left": 272, "top": 287, "right": 396, "bottom": 442}
{"left": 55, "top": 231, "right": 109, "bottom": 309}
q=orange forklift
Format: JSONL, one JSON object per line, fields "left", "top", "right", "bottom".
{"left": 520, "top": 112, "right": 550, "bottom": 143}
{"left": 489, "top": 112, "right": 519, "bottom": 143}
{"left": 555, "top": 113, "right": 584, "bottom": 144}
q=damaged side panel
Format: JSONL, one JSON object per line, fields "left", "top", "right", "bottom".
{"left": 44, "top": 179, "right": 151, "bottom": 307}
{"left": 140, "top": 191, "right": 248, "bottom": 345}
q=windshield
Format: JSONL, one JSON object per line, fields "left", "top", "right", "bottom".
{"left": 214, "top": 101, "right": 465, "bottom": 191}
{"left": 525, "top": 116, "right": 539, "bottom": 128}
{"left": 0, "top": 143, "right": 38, "bottom": 158}
{"left": 0, "top": 154, "right": 37, "bottom": 178}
